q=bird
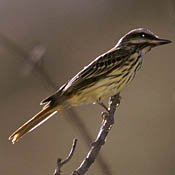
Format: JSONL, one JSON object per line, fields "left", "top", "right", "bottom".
{"left": 9, "top": 28, "right": 171, "bottom": 144}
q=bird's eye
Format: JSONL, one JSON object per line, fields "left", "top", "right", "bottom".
{"left": 141, "top": 33, "right": 145, "bottom": 38}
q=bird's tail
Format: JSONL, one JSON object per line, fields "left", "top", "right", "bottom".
{"left": 8, "top": 105, "right": 59, "bottom": 144}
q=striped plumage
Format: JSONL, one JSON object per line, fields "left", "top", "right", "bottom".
{"left": 63, "top": 49, "right": 141, "bottom": 105}
{"left": 9, "top": 28, "right": 171, "bottom": 143}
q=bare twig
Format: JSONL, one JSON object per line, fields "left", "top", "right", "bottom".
{"left": 54, "top": 138, "right": 78, "bottom": 175}
{"left": 61, "top": 138, "right": 77, "bottom": 166}
{"left": 72, "top": 93, "right": 121, "bottom": 175}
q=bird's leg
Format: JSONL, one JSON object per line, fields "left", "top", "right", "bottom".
{"left": 97, "top": 101, "right": 109, "bottom": 125}
{"left": 98, "top": 102, "right": 109, "bottom": 112}
{"left": 97, "top": 97, "right": 109, "bottom": 113}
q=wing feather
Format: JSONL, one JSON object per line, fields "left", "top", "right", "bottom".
{"left": 63, "top": 47, "right": 130, "bottom": 93}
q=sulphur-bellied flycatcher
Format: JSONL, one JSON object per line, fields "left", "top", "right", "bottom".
{"left": 9, "top": 28, "right": 171, "bottom": 144}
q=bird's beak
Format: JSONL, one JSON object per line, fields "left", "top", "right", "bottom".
{"left": 152, "top": 37, "right": 172, "bottom": 46}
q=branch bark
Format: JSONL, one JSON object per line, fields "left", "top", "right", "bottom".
{"left": 72, "top": 93, "right": 120, "bottom": 175}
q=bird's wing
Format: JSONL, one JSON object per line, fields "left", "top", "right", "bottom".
{"left": 62, "top": 47, "right": 130, "bottom": 93}
{"left": 41, "top": 47, "right": 131, "bottom": 105}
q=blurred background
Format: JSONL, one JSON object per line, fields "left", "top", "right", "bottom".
{"left": 0, "top": 0, "right": 174, "bottom": 175}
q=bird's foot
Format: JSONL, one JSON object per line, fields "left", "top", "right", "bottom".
{"left": 98, "top": 101, "right": 109, "bottom": 113}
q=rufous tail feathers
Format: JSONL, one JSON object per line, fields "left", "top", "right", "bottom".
{"left": 9, "top": 105, "right": 58, "bottom": 144}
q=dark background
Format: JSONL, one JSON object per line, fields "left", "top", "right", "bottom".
{"left": 1, "top": 0, "right": 174, "bottom": 175}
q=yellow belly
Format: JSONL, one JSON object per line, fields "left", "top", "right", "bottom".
{"left": 66, "top": 72, "right": 128, "bottom": 106}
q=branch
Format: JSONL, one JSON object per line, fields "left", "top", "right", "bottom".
{"left": 54, "top": 138, "right": 78, "bottom": 175}
{"left": 72, "top": 93, "right": 121, "bottom": 175}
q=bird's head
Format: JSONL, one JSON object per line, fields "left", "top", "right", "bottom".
{"left": 116, "top": 28, "right": 171, "bottom": 53}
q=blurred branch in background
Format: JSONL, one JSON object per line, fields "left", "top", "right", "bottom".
{"left": 0, "top": 33, "right": 112, "bottom": 175}
{"left": 22, "top": 44, "right": 46, "bottom": 75}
